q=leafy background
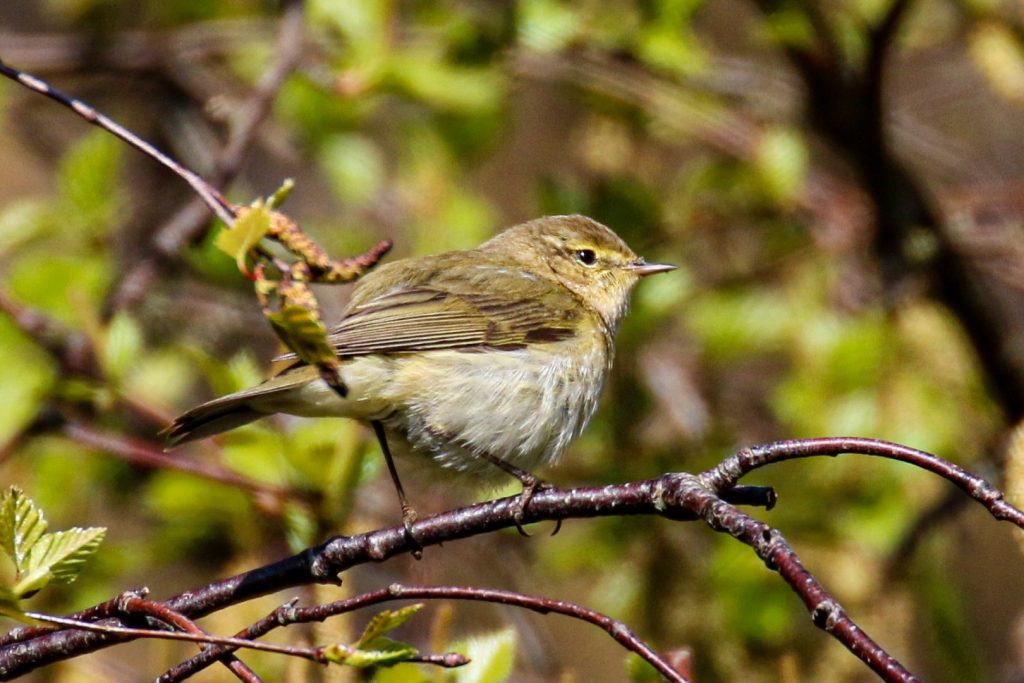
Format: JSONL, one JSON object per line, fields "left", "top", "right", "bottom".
{"left": 1, "top": 0, "right": 1023, "bottom": 681}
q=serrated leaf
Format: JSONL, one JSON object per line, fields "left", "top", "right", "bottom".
{"left": 0, "top": 487, "right": 105, "bottom": 600}
{"left": 323, "top": 637, "right": 419, "bottom": 668}
{"left": 215, "top": 202, "right": 271, "bottom": 272}
{"left": 13, "top": 526, "right": 105, "bottom": 597}
{"left": 267, "top": 303, "right": 337, "bottom": 368}
{"left": 32, "top": 527, "right": 106, "bottom": 583}
{"left": 356, "top": 604, "right": 423, "bottom": 647}
{"left": 0, "top": 487, "right": 48, "bottom": 572}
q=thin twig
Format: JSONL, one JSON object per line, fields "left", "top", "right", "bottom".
{"left": 700, "top": 437, "right": 1024, "bottom": 528}
{"left": 161, "top": 584, "right": 688, "bottom": 683}
{"left": 117, "top": 594, "right": 260, "bottom": 683}
{"left": 0, "top": 59, "right": 235, "bottom": 225}
{"left": 61, "top": 419, "right": 303, "bottom": 505}
{"left": 110, "top": 0, "right": 307, "bottom": 313}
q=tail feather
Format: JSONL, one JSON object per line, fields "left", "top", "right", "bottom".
{"left": 164, "top": 366, "right": 321, "bottom": 447}
{"left": 163, "top": 396, "right": 264, "bottom": 447}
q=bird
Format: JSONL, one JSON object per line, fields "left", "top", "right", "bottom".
{"left": 165, "top": 214, "right": 674, "bottom": 534}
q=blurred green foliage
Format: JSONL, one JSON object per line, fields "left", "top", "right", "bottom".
{"left": 0, "top": 0, "right": 1021, "bottom": 681}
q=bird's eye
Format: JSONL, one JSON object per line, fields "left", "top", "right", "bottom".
{"left": 574, "top": 249, "right": 597, "bottom": 266}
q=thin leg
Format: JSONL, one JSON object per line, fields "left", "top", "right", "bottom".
{"left": 371, "top": 421, "right": 422, "bottom": 555}
{"left": 474, "top": 450, "right": 557, "bottom": 536}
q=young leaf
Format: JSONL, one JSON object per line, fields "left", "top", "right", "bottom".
{"left": 0, "top": 487, "right": 48, "bottom": 573}
{"left": 356, "top": 604, "right": 423, "bottom": 648}
{"left": 28, "top": 526, "right": 107, "bottom": 583}
{"left": 267, "top": 303, "right": 338, "bottom": 369}
{"left": 321, "top": 605, "right": 425, "bottom": 669}
{"left": 0, "top": 486, "right": 106, "bottom": 600}
{"left": 322, "top": 638, "right": 419, "bottom": 668}
{"left": 215, "top": 202, "right": 271, "bottom": 272}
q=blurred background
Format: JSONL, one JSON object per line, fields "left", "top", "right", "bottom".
{"left": 2, "top": 0, "right": 1024, "bottom": 680}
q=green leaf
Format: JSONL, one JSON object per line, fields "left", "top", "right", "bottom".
{"left": 0, "top": 487, "right": 48, "bottom": 572}
{"left": 267, "top": 303, "right": 337, "bottom": 369}
{"left": 449, "top": 628, "right": 516, "bottom": 683}
{"left": 214, "top": 202, "right": 271, "bottom": 272}
{"left": 21, "top": 526, "right": 106, "bottom": 588}
{"left": 0, "top": 487, "right": 106, "bottom": 600}
{"left": 321, "top": 605, "right": 425, "bottom": 668}
{"left": 322, "top": 638, "right": 419, "bottom": 668}
{"left": 356, "top": 604, "right": 423, "bottom": 647}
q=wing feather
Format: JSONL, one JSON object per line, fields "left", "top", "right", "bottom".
{"left": 272, "top": 261, "right": 580, "bottom": 366}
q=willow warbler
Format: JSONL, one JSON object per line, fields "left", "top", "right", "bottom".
{"left": 166, "top": 215, "right": 674, "bottom": 529}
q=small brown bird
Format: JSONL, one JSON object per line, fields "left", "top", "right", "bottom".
{"left": 167, "top": 215, "right": 674, "bottom": 530}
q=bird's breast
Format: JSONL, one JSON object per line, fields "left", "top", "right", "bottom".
{"left": 382, "top": 333, "right": 611, "bottom": 474}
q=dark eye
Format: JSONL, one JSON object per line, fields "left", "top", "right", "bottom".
{"left": 574, "top": 249, "right": 597, "bottom": 266}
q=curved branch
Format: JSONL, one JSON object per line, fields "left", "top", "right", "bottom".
{"left": 674, "top": 479, "right": 920, "bottom": 683}
{"left": 0, "top": 475, "right": 771, "bottom": 677}
{"left": 700, "top": 437, "right": 1024, "bottom": 528}
{"left": 161, "top": 584, "right": 690, "bottom": 683}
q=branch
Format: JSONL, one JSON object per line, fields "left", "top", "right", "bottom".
{"left": 700, "top": 437, "right": 1024, "bottom": 527}
{"left": 161, "top": 584, "right": 689, "bottom": 683}
{"left": 0, "top": 60, "right": 234, "bottom": 225}
{"left": 61, "top": 419, "right": 304, "bottom": 506}
{"left": 0, "top": 474, "right": 772, "bottom": 678}
{"left": 108, "top": 0, "right": 308, "bottom": 313}
{"left": 4, "top": 438, "right": 1016, "bottom": 680}
{"left": 674, "top": 479, "right": 920, "bottom": 683}
{"left": 25, "top": 592, "right": 465, "bottom": 679}
{"left": 0, "top": 290, "right": 98, "bottom": 378}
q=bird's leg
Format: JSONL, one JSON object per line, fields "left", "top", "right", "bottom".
{"left": 474, "top": 449, "right": 557, "bottom": 537}
{"left": 371, "top": 421, "right": 422, "bottom": 556}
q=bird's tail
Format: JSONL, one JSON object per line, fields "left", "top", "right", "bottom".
{"left": 163, "top": 393, "right": 265, "bottom": 447}
{"left": 163, "top": 368, "right": 317, "bottom": 447}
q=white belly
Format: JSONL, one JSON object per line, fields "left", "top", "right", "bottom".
{"left": 273, "top": 342, "right": 609, "bottom": 477}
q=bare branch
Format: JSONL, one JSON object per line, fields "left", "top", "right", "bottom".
{"left": 700, "top": 437, "right": 1024, "bottom": 528}
{"left": 162, "top": 584, "right": 689, "bottom": 683}
{"left": 673, "top": 478, "right": 921, "bottom": 683}
{"left": 61, "top": 419, "right": 304, "bottom": 506}
{"left": 109, "top": 0, "right": 308, "bottom": 313}
{"left": 0, "top": 467, "right": 896, "bottom": 680}
{"left": 0, "top": 59, "right": 235, "bottom": 225}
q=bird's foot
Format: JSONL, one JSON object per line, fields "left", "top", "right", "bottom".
{"left": 401, "top": 504, "right": 423, "bottom": 560}
{"left": 511, "top": 475, "right": 555, "bottom": 537}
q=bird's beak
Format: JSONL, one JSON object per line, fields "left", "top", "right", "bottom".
{"left": 627, "top": 259, "right": 677, "bottom": 277}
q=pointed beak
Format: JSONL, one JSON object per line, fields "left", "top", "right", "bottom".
{"left": 627, "top": 259, "right": 677, "bottom": 277}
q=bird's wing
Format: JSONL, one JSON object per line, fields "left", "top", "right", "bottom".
{"left": 272, "top": 262, "right": 580, "bottom": 364}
